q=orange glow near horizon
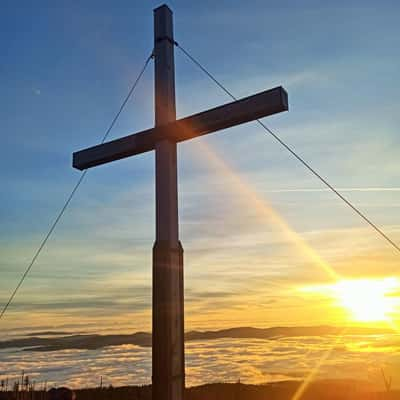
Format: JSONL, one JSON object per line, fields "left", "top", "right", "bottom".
{"left": 191, "top": 139, "right": 400, "bottom": 325}
{"left": 189, "top": 139, "right": 400, "bottom": 399}
{"left": 295, "top": 277, "right": 400, "bottom": 399}
{"left": 301, "top": 277, "right": 400, "bottom": 323}
{"left": 191, "top": 139, "right": 344, "bottom": 400}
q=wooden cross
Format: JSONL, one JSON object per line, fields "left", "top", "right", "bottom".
{"left": 73, "top": 5, "right": 288, "bottom": 400}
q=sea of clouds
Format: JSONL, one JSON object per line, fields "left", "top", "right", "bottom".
{"left": 1, "top": 334, "right": 400, "bottom": 389}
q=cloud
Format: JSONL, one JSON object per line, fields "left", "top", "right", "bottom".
{"left": 3, "top": 332, "right": 400, "bottom": 388}
{"left": 266, "top": 187, "right": 400, "bottom": 193}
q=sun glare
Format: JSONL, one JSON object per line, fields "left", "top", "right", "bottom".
{"left": 333, "top": 278, "right": 399, "bottom": 322}
{"left": 302, "top": 277, "right": 399, "bottom": 322}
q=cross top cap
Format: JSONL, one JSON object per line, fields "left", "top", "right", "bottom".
{"left": 153, "top": 4, "right": 173, "bottom": 13}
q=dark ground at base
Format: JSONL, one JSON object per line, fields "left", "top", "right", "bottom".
{"left": 2, "top": 381, "right": 399, "bottom": 400}
{"left": 77, "top": 382, "right": 399, "bottom": 400}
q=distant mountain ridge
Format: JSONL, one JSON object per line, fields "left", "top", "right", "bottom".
{"left": 0, "top": 325, "right": 393, "bottom": 352}
{"left": 25, "top": 331, "right": 76, "bottom": 336}
{"left": 185, "top": 325, "right": 392, "bottom": 340}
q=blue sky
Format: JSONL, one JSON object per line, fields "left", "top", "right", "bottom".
{"left": 1, "top": 1, "right": 400, "bottom": 334}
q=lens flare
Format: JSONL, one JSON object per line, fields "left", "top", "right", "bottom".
{"left": 301, "top": 277, "right": 400, "bottom": 322}
{"left": 190, "top": 139, "right": 339, "bottom": 281}
{"left": 187, "top": 139, "right": 400, "bottom": 400}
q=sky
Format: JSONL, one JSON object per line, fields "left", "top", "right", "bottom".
{"left": 1, "top": 0, "right": 400, "bottom": 336}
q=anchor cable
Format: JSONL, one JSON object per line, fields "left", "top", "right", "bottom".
{"left": 0, "top": 52, "right": 153, "bottom": 321}
{"left": 175, "top": 42, "right": 400, "bottom": 254}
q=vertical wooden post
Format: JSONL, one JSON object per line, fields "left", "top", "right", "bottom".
{"left": 152, "top": 5, "right": 184, "bottom": 400}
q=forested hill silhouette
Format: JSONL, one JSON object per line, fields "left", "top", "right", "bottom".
{"left": 0, "top": 325, "right": 393, "bottom": 352}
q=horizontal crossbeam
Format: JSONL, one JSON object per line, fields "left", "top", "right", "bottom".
{"left": 73, "top": 86, "right": 288, "bottom": 170}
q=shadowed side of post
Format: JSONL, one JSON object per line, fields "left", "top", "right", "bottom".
{"left": 152, "top": 5, "right": 184, "bottom": 400}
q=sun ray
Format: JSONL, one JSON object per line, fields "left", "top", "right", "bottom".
{"left": 190, "top": 139, "right": 339, "bottom": 281}
{"left": 186, "top": 140, "right": 347, "bottom": 398}
{"left": 188, "top": 140, "right": 400, "bottom": 398}
{"left": 291, "top": 326, "right": 349, "bottom": 400}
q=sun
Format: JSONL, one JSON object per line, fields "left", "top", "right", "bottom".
{"left": 332, "top": 278, "right": 398, "bottom": 322}
{"left": 301, "top": 277, "right": 399, "bottom": 323}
